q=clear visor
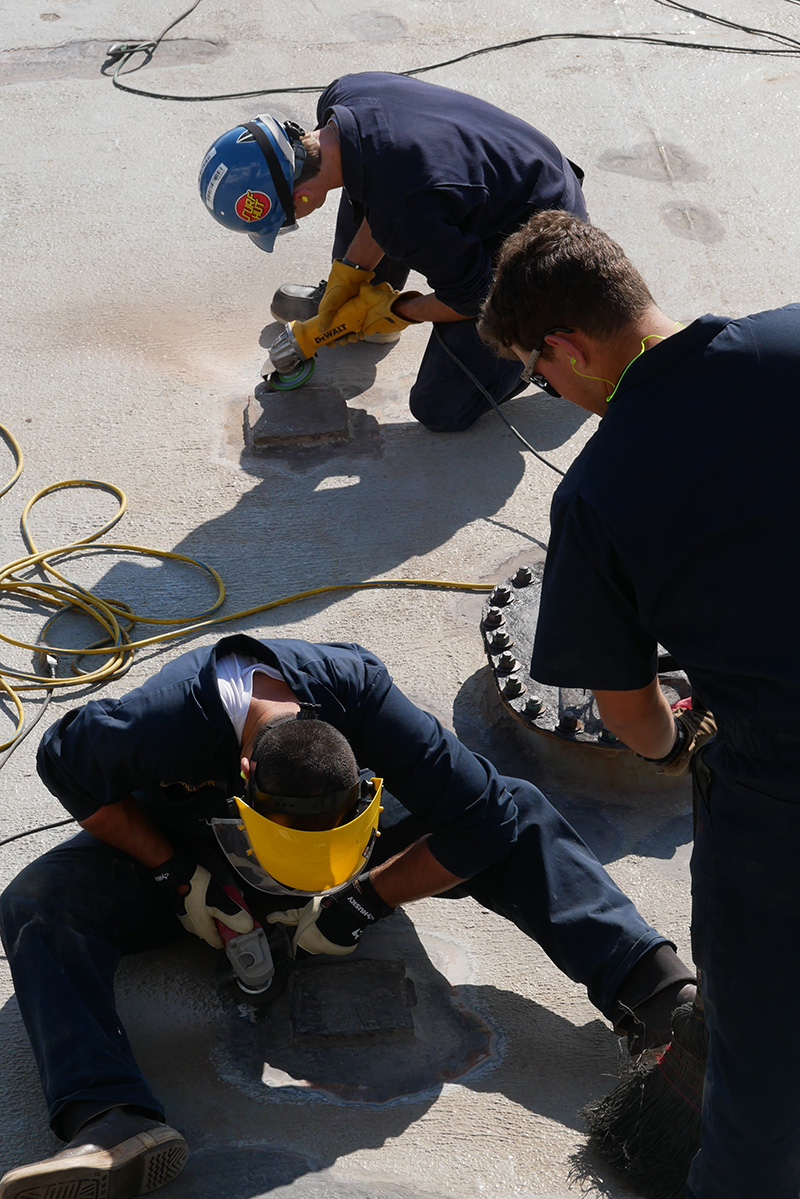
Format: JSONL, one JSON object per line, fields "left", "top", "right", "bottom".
{"left": 211, "top": 778, "right": 382, "bottom": 898}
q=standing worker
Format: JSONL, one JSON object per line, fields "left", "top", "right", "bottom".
{"left": 0, "top": 634, "right": 695, "bottom": 1199}
{"left": 199, "top": 72, "right": 587, "bottom": 431}
{"left": 479, "top": 208, "right": 800, "bottom": 1197}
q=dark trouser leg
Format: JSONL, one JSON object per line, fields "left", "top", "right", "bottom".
{"left": 0, "top": 832, "right": 182, "bottom": 1139}
{"left": 374, "top": 785, "right": 671, "bottom": 1021}
{"left": 408, "top": 321, "right": 528, "bottom": 433}
{"left": 687, "top": 761, "right": 800, "bottom": 1197}
{"left": 331, "top": 193, "right": 409, "bottom": 290}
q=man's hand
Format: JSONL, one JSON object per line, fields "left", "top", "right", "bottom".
{"left": 321, "top": 285, "right": 422, "bottom": 350}
{"left": 151, "top": 854, "right": 253, "bottom": 949}
{"left": 267, "top": 875, "right": 394, "bottom": 957}
{"left": 356, "top": 283, "right": 422, "bottom": 337}
{"left": 317, "top": 259, "right": 375, "bottom": 331}
{"left": 657, "top": 707, "right": 717, "bottom": 776}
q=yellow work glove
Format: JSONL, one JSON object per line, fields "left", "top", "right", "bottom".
{"left": 317, "top": 259, "right": 375, "bottom": 332}
{"left": 357, "top": 282, "right": 423, "bottom": 338}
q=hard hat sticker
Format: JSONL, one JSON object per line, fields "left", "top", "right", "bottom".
{"left": 199, "top": 145, "right": 217, "bottom": 175}
{"left": 204, "top": 163, "right": 227, "bottom": 210}
{"left": 236, "top": 190, "right": 271, "bottom": 223}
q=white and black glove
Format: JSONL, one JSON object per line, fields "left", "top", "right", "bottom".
{"left": 267, "top": 874, "right": 393, "bottom": 958}
{"left": 151, "top": 853, "right": 253, "bottom": 949}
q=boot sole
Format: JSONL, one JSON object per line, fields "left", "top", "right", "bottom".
{"left": 0, "top": 1126, "right": 188, "bottom": 1199}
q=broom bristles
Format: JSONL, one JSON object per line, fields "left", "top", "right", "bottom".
{"left": 582, "top": 1001, "right": 708, "bottom": 1199}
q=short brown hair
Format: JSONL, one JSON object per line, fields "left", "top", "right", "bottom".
{"left": 479, "top": 211, "right": 655, "bottom": 359}
{"left": 296, "top": 133, "right": 322, "bottom": 186}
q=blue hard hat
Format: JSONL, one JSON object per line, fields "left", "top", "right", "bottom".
{"left": 199, "top": 115, "right": 305, "bottom": 252}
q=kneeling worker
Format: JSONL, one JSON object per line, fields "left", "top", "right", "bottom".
{"left": 0, "top": 635, "right": 694, "bottom": 1198}
{"left": 199, "top": 71, "right": 587, "bottom": 432}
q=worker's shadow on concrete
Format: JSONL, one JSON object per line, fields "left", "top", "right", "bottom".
{"left": 450, "top": 665, "right": 694, "bottom": 871}
{"left": 57, "top": 322, "right": 590, "bottom": 651}
{"left": 77, "top": 414, "right": 563, "bottom": 646}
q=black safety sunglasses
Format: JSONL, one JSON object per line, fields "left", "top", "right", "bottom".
{"left": 520, "top": 326, "right": 574, "bottom": 397}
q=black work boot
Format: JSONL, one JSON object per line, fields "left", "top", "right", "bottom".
{"left": 0, "top": 1106, "right": 188, "bottom": 1198}
{"left": 270, "top": 280, "right": 327, "bottom": 323}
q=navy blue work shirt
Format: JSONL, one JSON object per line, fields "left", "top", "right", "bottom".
{"left": 37, "top": 635, "right": 518, "bottom": 881}
{"left": 532, "top": 305, "right": 800, "bottom": 740}
{"left": 317, "top": 72, "right": 584, "bottom": 317}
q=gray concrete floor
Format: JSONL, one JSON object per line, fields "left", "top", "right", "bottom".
{"left": 0, "top": 1, "right": 797, "bottom": 1195}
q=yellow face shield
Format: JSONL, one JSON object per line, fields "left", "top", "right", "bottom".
{"left": 211, "top": 778, "right": 383, "bottom": 897}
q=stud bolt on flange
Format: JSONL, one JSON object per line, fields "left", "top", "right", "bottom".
{"left": 495, "top": 651, "right": 519, "bottom": 675}
{"left": 557, "top": 710, "right": 579, "bottom": 734}
{"left": 490, "top": 584, "right": 513, "bottom": 607}
{"left": 483, "top": 606, "right": 504, "bottom": 629}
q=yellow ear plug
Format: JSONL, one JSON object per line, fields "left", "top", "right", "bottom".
{"left": 570, "top": 358, "right": 615, "bottom": 390}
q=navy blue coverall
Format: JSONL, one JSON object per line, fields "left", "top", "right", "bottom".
{"left": 1, "top": 636, "right": 678, "bottom": 1140}
{"left": 317, "top": 73, "right": 588, "bottom": 431}
{"left": 531, "top": 305, "right": 800, "bottom": 1197}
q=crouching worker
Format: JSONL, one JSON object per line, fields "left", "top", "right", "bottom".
{"left": 199, "top": 71, "right": 587, "bottom": 431}
{"left": 0, "top": 635, "right": 694, "bottom": 1198}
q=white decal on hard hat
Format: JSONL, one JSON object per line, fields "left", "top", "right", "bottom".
{"left": 205, "top": 163, "right": 228, "bottom": 210}
{"left": 199, "top": 145, "right": 217, "bottom": 175}
{"left": 256, "top": 114, "right": 296, "bottom": 169}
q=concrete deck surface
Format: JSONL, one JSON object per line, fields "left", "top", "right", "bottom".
{"left": 1, "top": 1, "right": 797, "bottom": 1195}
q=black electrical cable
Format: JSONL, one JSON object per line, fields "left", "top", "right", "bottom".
{"left": 0, "top": 819, "right": 75, "bottom": 850}
{"left": 433, "top": 329, "right": 565, "bottom": 476}
{"left": 652, "top": 0, "right": 800, "bottom": 50}
{"left": 106, "top": 1, "right": 800, "bottom": 103}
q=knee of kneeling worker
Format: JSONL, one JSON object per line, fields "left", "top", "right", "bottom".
{"left": 408, "top": 389, "right": 482, "bottom": 433}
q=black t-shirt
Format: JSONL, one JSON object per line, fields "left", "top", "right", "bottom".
{"left": 533, "top": 305, "right": 800, "bottom": 744}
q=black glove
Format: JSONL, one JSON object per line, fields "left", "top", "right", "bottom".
{"left": 315, "top": 874, "right": 395, "bottom": 950}
{"left": 267, "top": 874, "right": 394, "bottom": 957}
{"left": 150, "top": 853, "right": 253, "bottom": 948}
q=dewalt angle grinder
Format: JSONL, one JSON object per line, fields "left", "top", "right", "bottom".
{"left": 261, "top": 311, "right": 362, "bottom": 392}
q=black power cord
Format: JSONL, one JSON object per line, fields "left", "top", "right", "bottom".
{"left": 433, "top": 329, "right": 566, "bottom": 475}
{"left": 105, "top": 0, "right": 800, "bottom": 103}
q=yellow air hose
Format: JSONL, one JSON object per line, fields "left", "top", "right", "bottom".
{"left": 0, "top": 424, "right": 494, "bottom": 753}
